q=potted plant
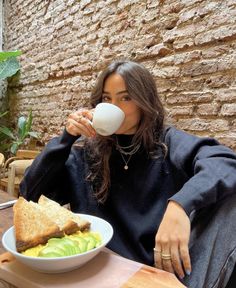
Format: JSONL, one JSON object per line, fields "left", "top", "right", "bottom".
{"left": 0, "top": 109, "right": 40, "bottom": 155}
{"left": 0, "top": 50, "right": 22, "bottom": 80}
{"left": 0, "top": 50, "right": 23, "bottom": 152}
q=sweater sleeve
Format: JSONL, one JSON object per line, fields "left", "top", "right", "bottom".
{"left": 20, "top": 129, "right": 80, "bottom": 204}
{"left": 165, "top": 127, "right": 236, "bottom": 216}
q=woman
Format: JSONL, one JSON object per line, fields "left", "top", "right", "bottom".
{"left": 20, "top": 60, "right": 236, "bottom": 287}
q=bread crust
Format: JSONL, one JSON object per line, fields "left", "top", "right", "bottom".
{"left": 14, "top": 197, "right": 63, "bottom": 252}
{"left": 38, "top": 195, "right": 90, "bottom": 233}
{"left": 13, "top": 196, "right": 91, "bottom": 252}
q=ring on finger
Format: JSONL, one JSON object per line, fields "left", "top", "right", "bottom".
{"left": 161, "top": 253, "right": 172, "bottom": 260}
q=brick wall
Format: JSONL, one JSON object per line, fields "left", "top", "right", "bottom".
{"left": 3, "top": 0, "right": 236, "bottom": 149}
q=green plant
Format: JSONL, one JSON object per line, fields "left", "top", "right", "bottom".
{"left": 0, "top": 50, "right": 28, "bottom": 155}
{"left": 0, "top": 110, "right": 40, "bottom": 155}
{"left": 0, "top": 111, "right": 9, "bottom": 152}
{"left": 0, "top": 50, "right": 22, "bottom": 80}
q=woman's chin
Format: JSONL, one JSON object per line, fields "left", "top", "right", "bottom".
{"left": 115, "top": 130, "right": 135, "bottom": 135}
{"left": 114, "top": 125, "right": 138, "bottom": 135}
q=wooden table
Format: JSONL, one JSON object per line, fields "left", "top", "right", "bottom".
{"left": 0, "top": 191, "right": 17, "bottom": 288}
{"left": 0, "top": 192, "right": 186, "bottom": 288}
{"left": 0, "top": 191, "right": 16, "bottom": 254}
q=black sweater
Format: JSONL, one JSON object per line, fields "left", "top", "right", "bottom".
{"left": 20, "top": 126, "right": 236, "bottom": 266}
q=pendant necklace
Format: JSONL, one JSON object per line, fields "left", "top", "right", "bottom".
{"left": 119, "top": 153, "right": 133, "bottom": 170}
{"left": 115, "top": 136, "right": 141, "bottom": 170}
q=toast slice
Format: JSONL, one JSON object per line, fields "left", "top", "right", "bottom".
{"left": 14, "top": 197, "right": 63, "bottom": 252}
{"left": 37, "top": 195, "right": 90, "bottom": 234}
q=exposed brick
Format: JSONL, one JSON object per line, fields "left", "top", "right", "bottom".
{"left": 166, "top": 92, "right": 213, "bottom": 104}
{"left": 158, "top": 50, "right": 201, "bottom": 65}
{"left": 163, "top": 22, "right": 206, "bottom": 46}
{"left": 180, "top": 0, "right": 204, "bottom": 6}
{"left": 177, "top": 118, "right": 211, "bottom": 131}
{"left": 168, "top": 106, "right": 194, "bottom": 116}
{"left": 152, "top": 66, "right": 180, "bottom": 78}
{"left": 201, "top": 45, "right": 231, "bottom": 59}
{"left": 195, "top": 25, "right": 236, "bottom": 46}
{"left": 216, "top": 89, "right": 236, "bottom": 102}
{"left": 196, "top": 103, "right": 219, "bottom": 116}
{"left": 177, "top": 118, "right": 229, "bottom": 132}
{"left": 216, "top": 134, "right": 236, "bottom": 150}
{"left": 2, "top": 0, "right": 236, "bottom": 151}
{"left": 210, "top": 119, "right": 229, "bottom": 131}
{"left": 221, "top": 104, "right": 236, "bottom": 116}
{"left": 148, "top": 44, "right": 172, "bottom": 57}
{"left": 205, "top": 75, "right": 236, "bottom": 89}
{"left": 181, "top": 60, "right": 218, "bottom": 77}
{"left": 177, "top": 78, "right": 206, "bottom": 91}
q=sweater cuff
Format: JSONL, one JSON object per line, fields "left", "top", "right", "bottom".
{"left": 60, "top": 129, "right": 81, "bottom": 145}
{"left": 168, "top": 194, "right": 195, "bottom": 217}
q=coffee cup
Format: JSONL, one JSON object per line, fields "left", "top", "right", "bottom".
{"left": 92, "top": 103, "right": 125, "bottom": 136}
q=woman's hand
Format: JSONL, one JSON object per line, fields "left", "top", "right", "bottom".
{"left": 66, "top": 109, "right": 96, "bottom": 138}
{"left": 154, "top": 201, "right": 191, "bottom": 280}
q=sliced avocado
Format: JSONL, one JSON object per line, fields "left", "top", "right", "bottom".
{"left": 48, "top": 238, "right": 80, "bottom": 256}
{"left": 62, "top": 238, "right": 81, "bottom": 255}
{"left": 83, "top": 235, "right": 97, "bottom": 251}
{"left": 95, "top": 240, "right": 102, "bottom": 248}
{"left": 71, "top": 236, "right": 88, "bottom": 253}
{"left": 38, "top": 246, "right": 66, "bottom": 258}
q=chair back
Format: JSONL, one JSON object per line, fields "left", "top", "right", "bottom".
{"left": 0, "top": 149, "right": 41, "bottom": 197}
{"left": 16, "top": 150, "right": 40, "bottom": 159}
{"left": 0, "top": 153, "right": 4, "bottom": 167}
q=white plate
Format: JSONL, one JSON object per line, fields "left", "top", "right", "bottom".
{"left": 2, "top": 214, "right": 113, "bottom": 273}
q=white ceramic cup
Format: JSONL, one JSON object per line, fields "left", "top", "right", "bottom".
{"left": 92, "top": 103, "right": 125, "bottom": 136}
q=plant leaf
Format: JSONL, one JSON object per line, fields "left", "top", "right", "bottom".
{"left": 18, "top": 116, "right": 26, "bottom": 130}
{"left": 26, "top": 110, "right": 33, "bottom": 133}
{"left": 0, "top": 132, "right": 8, "bottom": 141}
{"left": 0, "top": 57, "right": 20, "bottom": 80}
{"left": 0, "top": 51, "right": 22, "bottom": 61}
{"left": 0, "top": 111, "right": 8, "bottom": 118}
{"left": 10, "top": 142, "right": 19, "bottom": 155}
{"left": 0, "top": 142, "right": 10, "bottom": 153}
{"left": 28, "top": 131, "right": 39, "bottom": 138}
{"left": 0, "top": 126, "right": 15, "bottom": 139}
{"left": 18, "top": 116, "right": 27, "bottom": 139}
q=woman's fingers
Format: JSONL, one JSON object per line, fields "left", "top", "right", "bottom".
{"left": 170, "top": 241, "right": 185, "bottom": 279}
{"left": 79, "top": 109, "right": 94, "bottom": 122}
{"left": 180, "top": 242, "right": 191, "bottom": 276}
{"left": 154, "top": 246, "right": 162, "bottom": 270}
{"left": 74, "top": 113, "right": 95, "bottom": 135}
{"left": 66, "top": 110, "right": 96, "bottom": 137}
{"left": 154, "top": 240, "right": 189, "bottom": 279}
{"left": 161, "top": 239, "right": 174, "bottom": 274}
{"left": 154, "top": 201, "right": 191, "bottom": 279}
{"left": 66, "top": 118, "right": 89, "bottom": 137}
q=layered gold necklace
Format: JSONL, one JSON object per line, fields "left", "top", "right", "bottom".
{"left": 115, "top": 137, "right": 141, "bottom": 170}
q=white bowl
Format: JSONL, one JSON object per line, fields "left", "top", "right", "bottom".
{"left": 2, "top": 214, "right": 113, "bottom": 273}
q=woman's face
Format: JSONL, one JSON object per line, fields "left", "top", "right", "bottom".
{"left": 102, "top": 73, "right": 141, "bottom": 135}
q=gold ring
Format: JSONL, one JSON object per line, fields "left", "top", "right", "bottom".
{"left": 153, "top": 248, "right": 161, "bottom": 253}
{"left": 161, "top": 253, "right": 171, "bottom": 260}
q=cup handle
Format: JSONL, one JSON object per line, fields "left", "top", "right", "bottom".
{"left": 88, "top": 119, "right": 93, "bottom": 127}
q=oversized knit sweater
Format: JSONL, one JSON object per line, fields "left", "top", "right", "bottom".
{"left": 20, "top": 126, "right": 236, "bottom": 266}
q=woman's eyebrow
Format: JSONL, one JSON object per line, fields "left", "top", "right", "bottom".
{"left": 102, "top": 90, "right": 128, "bottom": 95}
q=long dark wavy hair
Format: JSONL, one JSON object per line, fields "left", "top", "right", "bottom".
{"left": 83, "top": 60, "right": 166, "bottom": 203}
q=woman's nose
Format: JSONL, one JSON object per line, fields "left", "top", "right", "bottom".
{"left": 111, "top": 100, "right": 119, "bottom": 107}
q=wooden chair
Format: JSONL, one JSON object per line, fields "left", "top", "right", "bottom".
{"left": 0, "top": 150, "right": 40, "bottom": 197}
{"left": 0, "top": 152, "right": 4, "bottom": 167}
{"left": 0, "top": 153, "right": 5, "bottom": 179}
{"left": 0, "top": 153, "right": 4, "bottom": 166}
